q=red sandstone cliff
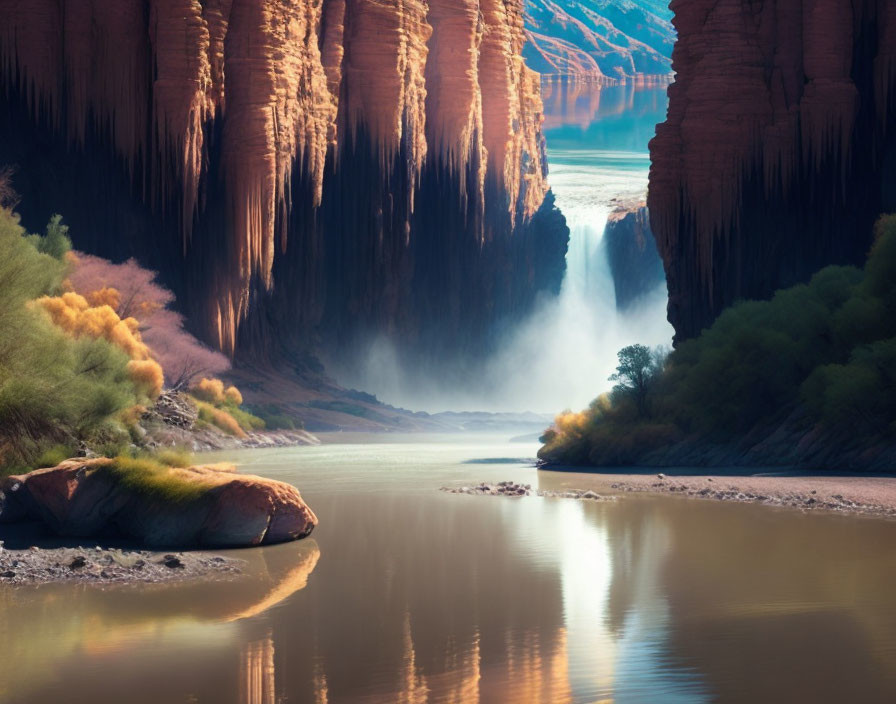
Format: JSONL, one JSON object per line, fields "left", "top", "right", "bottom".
{"left": 0, "top": 0, "right": 565, "bottom": 361}
{"left": 649, "top": 0, "right": 896, "bottom": 342}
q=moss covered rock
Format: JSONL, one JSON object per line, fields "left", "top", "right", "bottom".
{"left": 0, "top": 458, "right": 317, "bottom": 547}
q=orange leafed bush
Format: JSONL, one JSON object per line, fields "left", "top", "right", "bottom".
{"left": 224, "top": 386, "right": 243, "bottom": 406}
{"left": 553, "top": 409, "right": 590, "bottom": 436}
{"left": 191, "top": 377, "right": 243, "bottom": 407}
{"left": 196, "top": 400, "right": 246, "bottom": 438}
{"left": 85, "top": 286, "right": 121, "bottom": 310}
{"left": 35, "top": 292, "right": 149, "bottom": 358}
{"left": 192, "top": 377, "right": 226, "bottom": 404}
{"left": 33, "top": 291, "right": 164, "bottom": 399}
{"left": 209, "top": 407, "right": 244, "bottom": 437}
{"left": 127, "top": 360, "right": 164, "bottom": 399}
{"left": 66, "top": 252, "right": 230, "bottom": 388}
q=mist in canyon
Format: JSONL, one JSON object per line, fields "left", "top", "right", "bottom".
{"left": 332, "top": 83, "right": 674, "bottom": 414}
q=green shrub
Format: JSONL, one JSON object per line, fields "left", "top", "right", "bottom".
{"left": 247, "top": 404, "right": 301, "bottom": 430}
{"left": 0, "top": 209, "right": 138, "bottom": 472}
{"left": 540, "top": 214, "right": 896, "bottom": 465}
{"left": 34, "top": 444, "right": 77, "bottom": 469}
{"left": 25, "top": 214, "right": 71, "bottom": 261}
{"left": 224, "top": 404, "right": 265, "bottom": 432}
{"left": 154, "top": 448, "right": 194, "bottom": 468}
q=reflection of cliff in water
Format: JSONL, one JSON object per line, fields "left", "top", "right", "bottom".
{"left": 266, "top": 492, "right": 573, "bottom": 702}
{"left": 6, "top": 449, "right": 896, "bottom": 703}
{"left": 542, "top": 80, "right": 670, "bottom": 135}
{"left": 0, "top": 541, "right": 320, "bottom": 704}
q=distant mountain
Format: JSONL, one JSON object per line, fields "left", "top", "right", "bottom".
{"left": 525, "top": 0, "right": 675, "bottom": 81}
{"left": 637, "top": 0, "right": 673, "bottom": 21}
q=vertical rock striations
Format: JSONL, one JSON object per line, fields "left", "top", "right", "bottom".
{"left": 0, "top": 0, "right": 567, "bottom": 365}
{"left": 603, "top": 203, "right": 666, "bottom": 312}
{"left": 649, "top": 0, "right": 896, "bottom": 342}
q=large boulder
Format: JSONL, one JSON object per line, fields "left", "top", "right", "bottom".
{"left": 0, "top": 459, "right": 317, "bottom": 548}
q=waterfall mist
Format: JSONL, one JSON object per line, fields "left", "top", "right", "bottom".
{"left": 330, "top": 84, "right": 674, "bottom": 414}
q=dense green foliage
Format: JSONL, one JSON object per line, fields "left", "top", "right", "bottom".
{"left": 608, "top": 344, "right": 666, "bottom": 417}
{"left": 540, "top": 215, "right": 896, "bottom": 466}
{"left": 0, "top": 210, "right": 138, "bottom": 474}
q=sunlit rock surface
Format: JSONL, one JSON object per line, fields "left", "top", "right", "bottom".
{"left": 0, "top": 0, "right": 567, "bottom": 365}
{"left": 649, "top": 0, "right": 896, "bottom": 342}
{"left": 0, "top": 459, "right": 317, "bottom": 547}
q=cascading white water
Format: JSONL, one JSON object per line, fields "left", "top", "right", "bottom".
{"left": 337, "top": 83, "right": 674, "bottom": 413}
{"left": 473, "top": 147, "right": 672, "bottom": 413}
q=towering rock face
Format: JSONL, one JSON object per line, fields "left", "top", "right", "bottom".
{"left": 0, "top": 0, "right": 567, "bottom": 366}
{"left": 649, "top": 0, "right": 896, "bottom": 342}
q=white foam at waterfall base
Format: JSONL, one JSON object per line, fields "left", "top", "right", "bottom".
{"left": 331, "top": 156, "right": 674, "bottom": 414}
{"left": 475, "top": 157, "right": 673, "bottom": 413}
{"left": 332, "top": 86, "right": 676, "bottom": 414}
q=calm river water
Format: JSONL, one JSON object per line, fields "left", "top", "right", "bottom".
{"left": 3, "top": 434, "right": 896, "bottom": 703}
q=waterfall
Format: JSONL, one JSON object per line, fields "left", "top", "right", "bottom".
{"left": 336, "top": 84, "right": 674, "bottom": 414}
{"left": 475, "top": 149, "right": 672, "bottom": 413}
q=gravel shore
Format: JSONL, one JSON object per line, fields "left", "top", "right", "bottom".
{"left": 0, "top": 542, "right": 244, "bottom": 586}
{"left": 443, "top": 473, "right": 896, "bottom": 519}
{"left": 538, "top": 470, "right": 896, "bottom": 518}
{"left": 440, "top": 481, "right": 616, "bottom": 501}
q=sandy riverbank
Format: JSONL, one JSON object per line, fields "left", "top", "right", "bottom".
{"left": 538, "top": 469, "right": 896, "bottom": 518}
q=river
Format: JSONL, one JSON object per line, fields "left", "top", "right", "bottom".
{"left": 3, "top": 435, "right": 896, "bottom": 703}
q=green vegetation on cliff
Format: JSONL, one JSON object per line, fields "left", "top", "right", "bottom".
{"left": 540, "top": 216, "right": 896, "bottom": 467}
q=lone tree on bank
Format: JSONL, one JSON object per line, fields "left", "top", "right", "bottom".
{"left": 609, "top": 344, "right": 659, "bottom": 418}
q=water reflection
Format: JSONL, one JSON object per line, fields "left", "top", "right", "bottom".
{"left": 240, "top": 634, "right": 276, "bottom": 704}
{"left": 0, "top": 540, "right": 320, "bottom": 703}
{"left": 542, "top": 81, "right": 669, "bottom": 147}
{"left": 4, "top": 440, "right": 896, "bottom": 702}
{"left": 224, "top": 544, "right": 320, "bottom": 622}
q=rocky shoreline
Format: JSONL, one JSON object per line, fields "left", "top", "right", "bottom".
{"left": 0, "top": 543, "right": 244, "bottom": 586}
{"left": 139, "top": 391, "right": 320, "bottom": 453}
{"left": 442, "top": 475, "right": 896, "bottom": 519}
{"left": 440, "top": 481, "right": 616, "bottom": 502}
{"left": 602, "top": 475, "right": 896, "bottom": 518}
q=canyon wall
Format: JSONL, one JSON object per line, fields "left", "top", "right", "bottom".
{"left": 0, "top": 0, "right": 567, "bottom": 367}
{"left": 649, "top": 0, "right": 896, "bottom": 342}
